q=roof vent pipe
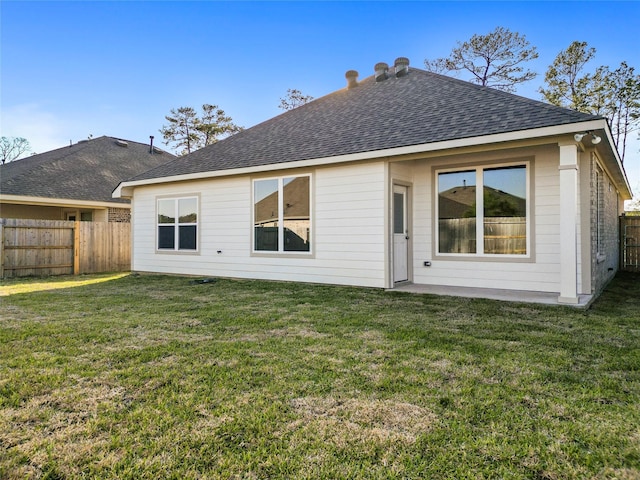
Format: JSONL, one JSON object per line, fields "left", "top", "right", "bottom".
{"left": 394, "top": 57, "right": 410, "bottom": 77}
{"left": 345, "top": 70, "right": 359, "bottom": 89}
{"left": 374, "top": 62, "right": 389, "bottom": 82}
{"left": 149, "top": 135, "right": 154, "bottom": 154}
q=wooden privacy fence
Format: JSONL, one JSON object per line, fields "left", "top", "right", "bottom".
{"left": 1, "top": 219, "right": 130, "bottom": 278}
{"left": 621, "top": 215, "right": 640, "bottom": 272}
{"left": 439, "top": 217, "right": 526, "bottom": 254}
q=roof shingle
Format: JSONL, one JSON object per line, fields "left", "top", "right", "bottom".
{"left": 129, "top": 68, "right": 598, "bottom": 183}
{"left": 1, "top": 136, "right": 175, "bottom": 203}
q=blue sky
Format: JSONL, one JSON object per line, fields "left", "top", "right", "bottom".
{"left": 2, "top": 1, "right": 639, "bottom": 195}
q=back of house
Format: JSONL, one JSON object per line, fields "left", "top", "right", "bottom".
{"left": 115, "top": 59, "right": 632, "bottom": 305}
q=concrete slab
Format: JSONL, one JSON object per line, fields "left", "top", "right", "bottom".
{"left": 389, "top": 283, "right": 594, "bottom": 307}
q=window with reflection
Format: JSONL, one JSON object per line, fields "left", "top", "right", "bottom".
{"left": 437, "top": 164, "right": 527, "bottom": 256}
{"left": 438, "top": 170, "right": 477, "bottom": 253}
{"left": 254, "top": 175, "right": 311, "bottom": 253}
{"left": 157, "top": 196, "right": 198, "bottom": 251}
{"left": 254, "top": 179, "right": 279, "bottom": 251}
{"left": 483, "top": 166, "right": 526, "bottom": 255}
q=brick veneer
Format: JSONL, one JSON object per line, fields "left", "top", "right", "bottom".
{"left": 590, "top": 153, "right": 619, "bottom": 293}
{"left": 108, "top": 207, "right": 131, "bottom": 223}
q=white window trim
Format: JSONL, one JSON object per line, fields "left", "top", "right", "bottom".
{"left": 435, "top": 161, "right": 531, "bottom": 259}
{"left": 251, "top": 174, "right": 313, "bottom": 255}
{"left": 156, "top": 195, "right": 199, "bottom": 253}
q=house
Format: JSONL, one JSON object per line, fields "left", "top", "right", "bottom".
{"left": 114, "top": 58, "right": 632, "bottom": 305}
{"left": 1, "top": 136, "right": 175, "bottom": 222}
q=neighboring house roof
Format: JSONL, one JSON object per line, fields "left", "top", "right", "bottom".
{"left": 255, "top": 176, "right": 310, "bottom": 224}
{"left": 1, "top": 136, "right": 175, "bottom": 205}
{"left": 438, "top": 185, "right": 526, "bottom": 219}
{"left": 128, "top": 66, "right": 599, "bottom": 183}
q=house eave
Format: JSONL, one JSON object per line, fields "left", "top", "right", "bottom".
{"left": 114, "top": 118, "right": 630, "bottom": 198}
{"left": 598, "top": 124, "right": 633, "bottom": 200}
{"left": 0, "top": 194, "right": 130, "bottom": 209}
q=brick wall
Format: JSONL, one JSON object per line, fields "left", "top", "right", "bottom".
{"left": 590, "top": 154, "right": 620, "bottom": 293}
{"left": 107, "top": 207, "right": 131, "bottom": 223}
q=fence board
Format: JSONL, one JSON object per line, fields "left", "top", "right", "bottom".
{"left": 78, "top": 221, "right": 130, "bottom": 274}
{"left": 1, "top": 219, "right": 130, "bottom": 277}
{"left": 621, "top": 216, "right": 640, "bottom": 272}
{"left": 438, "top": 217, "right": 526, "bottom": 254}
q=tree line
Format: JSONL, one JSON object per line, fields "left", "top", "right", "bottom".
{"left": 4, "top": 28, "right": 638, "bottom": 166}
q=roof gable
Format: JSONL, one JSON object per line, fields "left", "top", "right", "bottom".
{"left": 129, "top": 68, "right": 598, "bottom": 182}
{"left": 1, "top": 136, "right": 175, "bottom": 204}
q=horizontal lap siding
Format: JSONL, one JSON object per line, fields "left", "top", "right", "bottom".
{"left": 131, "top": 162, "right": 386, "bottom": 287}
{"left": 314, "top": 164, "right": 386, "bottom": 286}
{"left": 411, "top": 145, "right": 564, "bottom": 293}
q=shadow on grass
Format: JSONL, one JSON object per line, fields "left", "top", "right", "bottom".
{"left": 590, "top": 271, "right": 640, "bottom": 314}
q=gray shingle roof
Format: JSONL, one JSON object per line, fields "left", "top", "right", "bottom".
{"left": 130, "top": 68, "right": 599, "bottom": 182}
{"left": 1, "top": 136, "right": 175, "bottom": 204}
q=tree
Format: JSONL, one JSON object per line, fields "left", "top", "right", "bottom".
{"left": 160, "top": 107, "right": 200, "bottom": 156}
{"left": 539, "top": 41, "right": 598, "bottom": 112}
{"left": 160, "top": 104, "right": 242, "bottom": 155}
{"left": 0, "top": 136, "right": 31, "bottom": 164}
{"left": 278, "top": 88, "right": 314, "bottom": 111}
{"left": 604, "top": 62, "right": 640, "bottom": 160}
{"left": 540, "top": 41, "right": 640, "bottom": 162}
{"left": 198, "top": 104, "right": 243, "bottom": 146}
{"left": 424, "top": 26, "right": 538, "bottom": 92}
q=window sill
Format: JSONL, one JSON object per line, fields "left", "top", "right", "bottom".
{"left": 433, "top": 254, "right": 533, "bottom": 263}
{"left": 251, "top": 251, "right": 314, "bottom": 259}
{"left": 156, "top": 250, "right": 200, "bottom": 255}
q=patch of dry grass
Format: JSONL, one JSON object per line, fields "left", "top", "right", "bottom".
{"left": 289, "top": 396, "right": 437, "bottom": 444}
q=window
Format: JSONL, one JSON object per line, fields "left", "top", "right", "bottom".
{"left": 437, "top": 164, "right": 527, "bottom": 256}
{"left": 253, "top": 175, "right": 311, "bottom": 253}
{"left": 65, "top": 211, "right": 92, "bottom": 221}
{"left": 157, "top": 196, "right": 198, "bottom": 251}
{"left": 595, "top": 164, "right": 604, "bottom": 255}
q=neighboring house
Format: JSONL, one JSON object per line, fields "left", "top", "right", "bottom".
{"left": 1, "top": 136, "right": 175, "bottom": 222}
{"left": 114, "top": 58, "right": 632, "bottom": 305}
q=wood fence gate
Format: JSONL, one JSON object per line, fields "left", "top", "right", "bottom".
{"left": 1, "top": 218, "right": 131, "bottom": 278}
{"left": 620, "top": 216, "right": 640, "bottom": 272}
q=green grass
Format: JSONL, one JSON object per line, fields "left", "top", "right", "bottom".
{"left": 1, "top": 272, "right": 639, "bottom": 479}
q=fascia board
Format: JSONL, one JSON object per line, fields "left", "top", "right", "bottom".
{"left": 0, "top": 194, "right": 130, "bottom": 209}
{"left": 601, "top": 123, "right": 632, "bottom": 198}
{"left": 113, "top": 119, "right": 611, "bottom": 198}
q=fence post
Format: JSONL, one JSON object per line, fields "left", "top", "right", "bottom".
{"left": 73, "top": 220, "right": 80, "bottom": 275}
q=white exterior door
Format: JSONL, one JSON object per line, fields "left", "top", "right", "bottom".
{"left": 393, "top": 185, "right": 409, "bottom": 283}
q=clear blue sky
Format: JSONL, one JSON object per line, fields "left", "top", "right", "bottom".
{"left": 2, "top": 1, "right": 639, "bottom": 196}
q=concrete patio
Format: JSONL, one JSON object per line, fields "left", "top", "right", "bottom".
{"left": 391, "top": 283, "right": 594, "bottom": 308}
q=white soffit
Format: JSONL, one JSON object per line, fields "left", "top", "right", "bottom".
{"left": 1, "top": 194, "right": 129, "bottom": 209}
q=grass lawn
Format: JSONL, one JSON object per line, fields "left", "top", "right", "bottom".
{"left": 1, "top": 272, "right": 639, "bottom": 479}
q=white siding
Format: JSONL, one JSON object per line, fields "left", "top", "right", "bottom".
{"left": 410, "top": 145, "right": 567, "bottom": 293}
{"left": 130, "top": 142, "right": 591, "bottom": 296}
{"left": 131, "top": 162, "right": 387, "bottom": 287}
